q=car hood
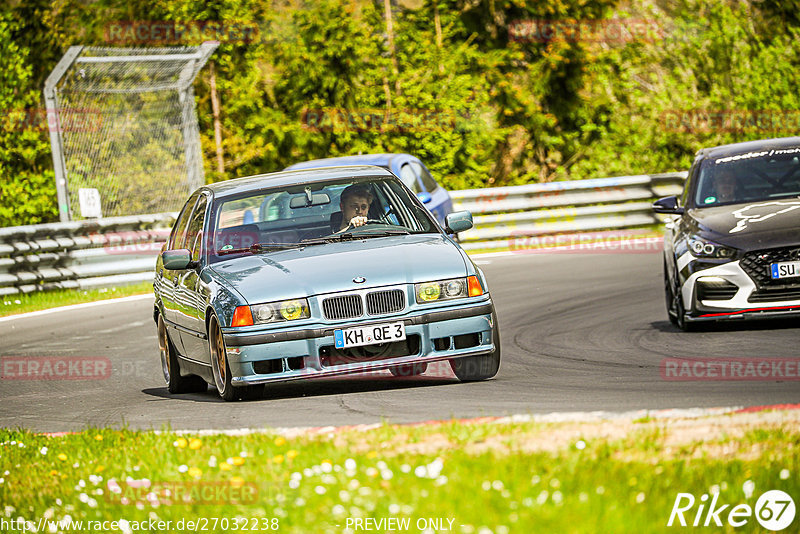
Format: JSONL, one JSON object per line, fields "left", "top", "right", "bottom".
{"left": 687, "top": 199, "right": 800, "bottom": 249}
{"left": 207, "top": 234, "right": 467, "bottom": 303}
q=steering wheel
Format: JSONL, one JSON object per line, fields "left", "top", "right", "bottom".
{"left": 344, "top": 218, "right": 384, "bottom": 230}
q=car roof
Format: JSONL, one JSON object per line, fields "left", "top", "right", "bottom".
{"left": 202, "top": 165, "right": 395, "bottom": 199}
{"left": 284, "top": 153, "right": 411, "bottom": 170}
{"left": 697, "top": 136, "right": 800, "bottom": 159}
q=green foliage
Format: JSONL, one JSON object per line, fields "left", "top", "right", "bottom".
{"left": 1, "top": 0, "right": 799, "bottom": 226}
{"left": 0, "top": 8, "right": 59, "bottom": 226}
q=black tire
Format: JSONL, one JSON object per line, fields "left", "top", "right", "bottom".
{"left": 209, "top": 315, "right": 237, "bottom": 401}
{"left": 664, "top": 260, "right": 695, "bottom": 332}
{"left": 389, "top": 362, "right": 428, "bottom": 377}
{"left": 663, "top": 260, "right": 680, "bottom": 328}
{"left": 158, "top": 314, "right": 207, "bottom": 394}
{"left": 449, "top": 309, "right": 501, "bottom": 381}
{"left": 208, "top": 315, "right": 263, "bottom": 401}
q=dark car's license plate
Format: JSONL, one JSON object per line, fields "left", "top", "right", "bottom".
{"left": 771, "top": 261, "right": 800, "bottom": 279}
{"left": 334, "top": 322, "right": 406, "bottom": 349}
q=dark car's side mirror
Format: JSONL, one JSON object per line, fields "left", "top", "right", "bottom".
{"left": 162, "top": 249, "right": 193, "bottom": 270}
{"left": 417, "top": 192, "right": 433, "bottom": 204}
{"left": 446, "top": 211, "right": 473, "bottom": 233}
{"left": 653, "top": 196, "right": 685, "bottom": 214}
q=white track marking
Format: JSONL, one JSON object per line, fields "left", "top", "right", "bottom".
{"left": 0, "top": 294, "right": 154, "bottom": 323}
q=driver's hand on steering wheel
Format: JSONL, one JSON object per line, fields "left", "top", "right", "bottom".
{"left": 349, "top": 216, "right": 368, "bottom": 228}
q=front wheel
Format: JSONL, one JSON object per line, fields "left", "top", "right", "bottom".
{"left": 664, "top": 260, "right": 694, "bottom": 332}
{"left": 449, "top": 310, "right": 501, "bottom": 381}
{"left": 209, "top": 315, "right": 262, "bottom": 401}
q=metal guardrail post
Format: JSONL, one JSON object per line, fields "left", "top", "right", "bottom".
{"left": 44, "top": 46, "right": 84, "bottom": 223}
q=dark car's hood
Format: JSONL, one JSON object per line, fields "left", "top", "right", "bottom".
{"left": 687, "top": 199, "right": 800, "bottom": 249}
{"left": 207, "top": 234, "right": 467, "bottom": 304}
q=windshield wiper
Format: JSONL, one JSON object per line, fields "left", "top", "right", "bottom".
{"left": 217, "top": 242, "right": 304, "bottom": 256}
{"left": 352, "top": 229, "right": 411, "bottom": 237}
{"left": 301, "top": 229, "right": 410, "bottom": 245}
{"left": 300, "top": 232, "right": 361, "bottom": 245}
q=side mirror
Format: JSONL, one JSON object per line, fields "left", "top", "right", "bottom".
{"left": 445, "top": 211, "right": 473, "bottom": 233}
{"left": 162, "top": 249, "right": 193, "bottom": 270}
{"left": 417, "top": 192, "right": 432, "bottom": 204}
{"left": 653, "top": 195, "right": 684, "bottom": 214}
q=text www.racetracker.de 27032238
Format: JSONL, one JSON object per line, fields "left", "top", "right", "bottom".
{"left": 0, "top": 517, "right": 280, "bottom": 532}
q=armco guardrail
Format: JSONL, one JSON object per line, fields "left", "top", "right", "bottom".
{"left": 0, "top": 213, "right": 175, "bottom": 296}
{"left": 0, "top": 172, "right": 686, "bottom": 295}
{"left": 453, "top": 172, "right": 686, "bottom": 250}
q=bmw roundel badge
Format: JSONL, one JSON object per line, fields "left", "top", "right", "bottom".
{"left": 353, "top": 276, "right": 366, "bottom": 284}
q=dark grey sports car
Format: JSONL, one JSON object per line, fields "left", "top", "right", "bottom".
{"left": 654, "top": 136, "right": 800, "bottom": 330}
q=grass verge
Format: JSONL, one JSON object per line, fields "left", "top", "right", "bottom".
{"left": 0, "top": 282, "right": 153, "bottom": 318}
{"left": 1, "top": 411, "right": 797, "bottom": 533}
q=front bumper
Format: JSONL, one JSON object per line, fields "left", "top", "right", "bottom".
{"left": 679, "top": 258, "right": 800, "bottom": 321}
{"left": 222, "top": 300, "right": 495, "bottom": 386}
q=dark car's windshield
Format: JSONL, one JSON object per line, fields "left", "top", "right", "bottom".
{"left": 694, "top": 147, "right": 800, "bottom": 207}
{"left": 207, "top": 176, "right": 439, "bottom": 263}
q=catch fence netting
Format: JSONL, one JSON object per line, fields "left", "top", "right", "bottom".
{"left": 46, "top": 44, "right": 216, "bottom": 220}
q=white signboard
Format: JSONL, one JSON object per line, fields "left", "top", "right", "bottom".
{"left": 78, "top": 188, "right": 102, "bottom": 218}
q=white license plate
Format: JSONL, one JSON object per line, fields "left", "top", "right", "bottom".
{"left": 770, "top": 261, "right": 800, "bottom": 280}
{"left": 334, "top": 322, "right": 406, "bottom": 349}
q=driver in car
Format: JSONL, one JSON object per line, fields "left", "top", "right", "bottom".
{"left": 337, "top": 184, "right": 374, "bottom": 231}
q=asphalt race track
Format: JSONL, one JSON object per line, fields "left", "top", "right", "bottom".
{"left": 1, "top": 252, "right": 798, "bottom": 432}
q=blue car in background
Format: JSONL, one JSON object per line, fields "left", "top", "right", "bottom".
{"left": 285, "top": 154, "right": 454, "bottom": 227}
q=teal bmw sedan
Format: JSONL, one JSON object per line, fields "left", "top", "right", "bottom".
{"left": 154, "top": 166, "right": 500, "bottom": 401}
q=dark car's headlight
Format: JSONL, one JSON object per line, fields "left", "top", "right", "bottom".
{"left": 687, "top": 236, "right": 735, "bottom": 259}
{"left": 415, "top": 276, "right": 483, "bottom": 303}
{"left": 231, "top": 298, "right": 310, "bottom": 327}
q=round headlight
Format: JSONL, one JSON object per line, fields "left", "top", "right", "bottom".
{"left": 443, "top": 280, "right": 464, "bottom": 298}
{"left": 418, "top": 282, "right": 441, "bottom": 302}
{"left": 690, "top": 240, "right": 705, "bottom": 254}
{"left": 703, "top": 243, "right": 715, "bottom": 255}
{"left": 280, "top": 300, "right": 305, "bottom": 320}
{"left": 253, "top": 305, "right": 274, "bottom": 323}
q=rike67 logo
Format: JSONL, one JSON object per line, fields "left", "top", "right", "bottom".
{"left": 668, "top": 489, "right": 795, "bottom": 530}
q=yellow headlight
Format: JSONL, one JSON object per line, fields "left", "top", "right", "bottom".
{"left": 418, "top": 282, "right": 441, "bottom": 302}
{"left": 280, "top": 300, "right": 306, "bottom": 320}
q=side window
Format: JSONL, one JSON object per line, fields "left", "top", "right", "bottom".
{"left": 411, "top": 161, "right": 438, "bottom": 192}
{"left": 184, "top": 194, "right": 208, "bottom": 262}
{"left": 682, "top": 160, "right": 700, "bottom": 208}
{"left": 399, "top": 164, "right": 422, "bottom": 193}
{"left": 169, "top": 192, "right": 200, "bottom": 250}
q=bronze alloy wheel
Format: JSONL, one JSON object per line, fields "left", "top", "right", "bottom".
{"left": 209, "top": 315, "right": 262, "bottom": 401}
{"left": 209, "top": 315, "right": 241, "bottom": 401}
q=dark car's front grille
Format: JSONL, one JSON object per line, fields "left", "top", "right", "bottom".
{"left": 749, "top": 286, "right": 800, "bottom": 303}
{"left": 322, "top": 294, "right": 363, "bottom": 320}
{"left": 741, "top": 246, "right": 800, "bottom": 288}
{"left": 366, "top": 289, "right": 405, "bottom": 315}
{"left": 322, "top": 289, "right": 406, "bottom": 320}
